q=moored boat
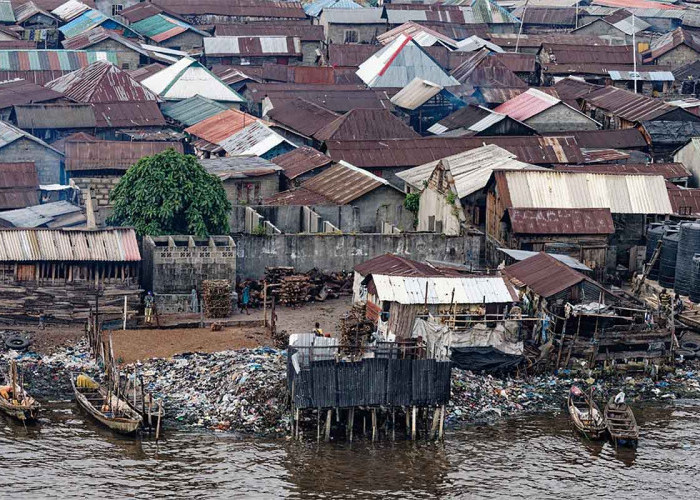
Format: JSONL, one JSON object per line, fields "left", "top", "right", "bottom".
{"left": 0, "top": 361, "right": 40, "bottom": 422}
{"left": 605, "top": 394, "right": 639, "bottom": 448}
{"left": 71, "top": 373, "right": 142, "bottom": 435}
{"left": 568, "top": 385, "right": 606, "bottom": 440}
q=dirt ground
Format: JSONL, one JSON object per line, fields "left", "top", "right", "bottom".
{"left": 0, "top": 324, "right": 85, "bottom": 356}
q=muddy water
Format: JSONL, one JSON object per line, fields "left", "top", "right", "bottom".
{"left": 2, "top": 401, "right": 700, "bottom": 499}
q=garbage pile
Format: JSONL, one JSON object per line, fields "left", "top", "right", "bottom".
{"left": 133, "top": 347, "right": 289, "bottom": 435}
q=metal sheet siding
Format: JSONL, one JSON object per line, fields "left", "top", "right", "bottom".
{"left": 372, "top": 275, "right": 514, "bottom": 305}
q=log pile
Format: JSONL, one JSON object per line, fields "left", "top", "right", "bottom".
{"left": 261, "top": 266, "right": 353, "bottom": 307}
{"left": 0, "top": 282, "right": 141, "bottom": 323}
{"left": 279, "top": 275, "right": 312, "bottom": 306}
{"left": 202, "top": 280, "right": 231, "bottom": 318}
{"left": 338, "top": 303, "right": 374, "bottom": 354}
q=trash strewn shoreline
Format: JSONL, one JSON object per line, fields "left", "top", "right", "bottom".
{"left": 4, "top": 342, "right": 700, "bottom": 436}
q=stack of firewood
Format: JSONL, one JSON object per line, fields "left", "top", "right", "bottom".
{"left": 202, "top": 280, "right": 231, "bottom": 318}
{"left": 338, "top": 304, "right": 374, "bottom": 353}
{"left": 279, "top": 275, "right": 313, "bottom": 306}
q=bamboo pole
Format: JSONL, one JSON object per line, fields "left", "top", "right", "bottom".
{"left": 155, "top": 400, "right": 163, "bottom": 441}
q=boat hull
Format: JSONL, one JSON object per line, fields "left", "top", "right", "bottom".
{"left": 71, "top": 375, "right": 142, "bottom": 435}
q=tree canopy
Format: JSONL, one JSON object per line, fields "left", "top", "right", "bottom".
{"left": 109, "top": 149, "right": 231, "bottom": 237}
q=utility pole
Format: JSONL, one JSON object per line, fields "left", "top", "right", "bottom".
{"left": 515, "top": 0, "right": 529, "bottom": 53}
{"left": 632, "top": 14, "right": 638, "bottom": 94}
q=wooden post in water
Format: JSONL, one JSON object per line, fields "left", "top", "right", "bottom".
{"left": 324, "top": 409, "right": 332, "bottom": 442}
{"left": 371, "top": 409, "right": 377, "bottom": 442}
{"left": 392, "top": 409, "right": 396, "bottom": 442}
{"left": 316, "top": 408, "right": 321, "bottom": 443}
{"left": 155, "top": 400, "right": 163, "bottom": 441}
{"left": 123, "top": 295, "right": 127, "bottom": 330}
{"left": 439, "top": 405, "right": 445, "bottom": 441}
{"left": 348, "top": 408, "right": 354, "bottom": 443}
{"left": 411, "top": 406, "right": 417, "bottom": 440}
{"left": 431, "top": 407, "right": 440, "bottom": 440}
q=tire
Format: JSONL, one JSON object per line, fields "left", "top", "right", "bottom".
{"left": 4, "top": 335, "right": 30, "bottom": 350}
{"left": 681, "top": 341, "right": 700, "bottom": 352}
{"left": 676, "top": 349, "right": 696, "bottom": 359}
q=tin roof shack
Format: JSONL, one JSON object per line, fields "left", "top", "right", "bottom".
{"left": 642, "top": 28, "right": 700, "bottom": 72}
{"left": 61, "top": 27, "right": 160, "bottom": 71}
{"left": 64, "top": 140, "right": 183, "bottom": 223}
{"left": 485, "top": 170, "right": 674, "bottom": 274}
{"left": 264, "top": 161, "right": 413, "bottom": 233}
{"left": 538, "top": 43, "right": 641, "bottom": 85}
{"left": 264, "top": 98, "right": 340, "bottom": 146}
{"left": 640, "top": 121, "right": 700, "bottom": 160}
{"left": 0, "top": 161, "right": 38, "bottom": 210}
{"left": 360, "top": 273, "right": 516, "bottom": 340}
{"left": 204, "top": 36, "right": 302, "bottom": 66}
{"left": 607, "top": 69, "right": 675, "bottom": 96}
{"left": 150, "top": 0, "right": 307, "bottom": 24}
{"left": 0, "top": 120, "right": 63, "bottom": 184}
{"left": 397, "top": 144, "right": 539, "bottom": 233}
{"left": 500, "top": 208, "right": 615, "bottom": 279}
{"left": 128, "top": 13, "right": 208, "bottom": 52}
{"left": 319, "top": 7, "right": 386, "bottom": 44}
{"left": 573, "top": 8, "right": 652, "bottom": 45}
{"left": 199, "top": 156, "right": 281, "bottom": 205}
{"left": 579, "top": 86, "right": 700, "bottom": 129}
{"left": 510, "top": 7, "right": 577, "bottom": 33}
{"left": 494, "top": 88, "right": 600, "bottom": 133}
{"left": 141, "top": 234, "right": 235, "bottom": 313}
{"left": 427, "top": 103, "right": 537, "bottom": 137}
{"left": 389, "top": 78, "right": 465, "bottom": 135}
{"left": 0, "top": 227, "right": 141, "bottom": 322}
{"left": 0, "top": 78, "right": 65, "bottom": 121}
{"left": 271, "top": 146, "right": 333, "bottom": 189}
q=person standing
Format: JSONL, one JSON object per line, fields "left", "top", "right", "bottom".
{"left": 144, "top": 291, "right": 154, "bottom": 324}
{"left": 241, "top": 283, "right": 250, "bottom": 315}
{"left": 190, "top": 287, "right": 199, "bottom": 313}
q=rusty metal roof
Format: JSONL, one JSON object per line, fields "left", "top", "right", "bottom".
{"left": 150, "top": 0, "right": 306, "bottom": 19}
{"left": 92, "top": 101, "right": 166, "bottom": 128}
{"left": 0, "top": 227, "right": 141, "bottom": 261}
{"left": 546, "top": 128, "right": 648, "bottom": 149}
{"left": 493, "top": 52, "right": 536, "bottom": 73}
{"left": 644, "top": 28, "right": 700, "bottom": 62}
{"left": 512, "top": 6, "right": 577, "bottom": 25}
{"left": 13, "top": 103, "right": 96, "bottom": 128}
{"left": 581, "top": 148, "right": 631, "bottom": 163}
{"left": 204, "top": 36, "right": 301, "bottom": 57}
{"left": 0, "top": 77, "right": 63, "bottom": 110}
{"left": 0, "top": 161, "right": 38, "bottom": 209}
{"left": 65, "top": 140, "right": 184, "bottom": 171}
{"left": 552, "top": 77, "right": 602, "bottom": 101}
{"left": 581, "top": 86, "right": 680, "bottom": 122}
{"left": 119, "top": 2, "right": 168, "bottom": 23}
{"left": 541, "top": 43, "right": 640, "bottom": 65}
{"left": 199, "top": 155, "right": 281, "bottom": 180}
{"left": 667, "top": 187, "right": 700, "bottom": 216}
{"left": 451, "top": 49, "right": 528, "bottom": 88}
{"left": 326, "top": 135, "right": 584, "bottom": 167}
{"left": 377, "top": 21, "right": 459, "bottom": 49}
{"left": 271, "top": 146, "right": 332, "bottom": 180}
{"left": 354, "top": 253, "right": 450, "bottom": 277}
{"left": 478, "top": 86, "right": 558, "bottom": 105}
{"left": 489, "top": 33, "right": 604, "bottom": 49}
{"left": 554, "top": 162, "right": 690, "bottom": 179}
{"left": 503, "top": 251, "right": 587, "bottom": 298}
{"left": 215, "top": 23, "right": 323, "bottom": 41}
{"left": 264, "top": 186, "right": 331, "bottom": 206}
{"left": 46, "top": 60, "right": 159, "bottom": 103}
{"left": 185, "top": 108, "right": 265, "bottom": 144}
{"left": 313, "top": 108, "right": 420, "bottom": 141}
{"left": 327, "top": 44, "right": 380, "bottom": 67}
{"left": 266, "top": 97, "right": 339, "bottom": 138}
{"left": 494, "top": 88, "right": 562, "bottom": 121}
{"left": 507, "top": 207, "right": 615, "bottom": 235}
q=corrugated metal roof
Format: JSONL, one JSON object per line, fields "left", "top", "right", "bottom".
{"left": 46, "top": 60, "right": 159, "bottom": 103}
{"left": 13, "top": 103, "right": 96, "bottom": 128}
{"left": 503, "top": 252, "right": 587, "bottom": 298}
{"left": 0, "top": 119, "right": 61, "bottom": 153}
{"left": 547, "top": 128, "right": 648, "bottom": 149}
{"left": 218, "top": 121, "right": 293, "bottom": 156}
{"left": 497, "top": 248, "right": 591, "bottom": 271}
{"left": 128, "top": 62, "right": 166, "bottom": 83}
{"left": 592, "top": 0, "right": 681, "bottom": 10}
{"left": 640, "top": 120, "right": 700, "bottom": 145}
{"left": 160, "top": 94, "right": 230, "bottom": 126}
{"left": 92, "top": 101, "right": 166, "bottom": 128}
{"left": 454, "top": 35, "right": 504, "bottom": 53}
{"left": 356, "top": 34, "right": 460, "bottom": 88}
{"left": 141, "top": 57, "right": 245, "bottom": 103}
{"left": 58, "top": 9, "right": 131, "bottom": 39}
{"left": 512, "top": 6, "right": 576, "bottom": 25}
{"left": 199, "top": 155, "right": 282, "bottom": 180}
{"left": 643, "top": 28, "right": 700, "bottom": 62}
{"left": 0, "top": 0, "right": 15, "bottom": 22}
{"left": 479, "top": 86, "right": 559, "bottom": 105}
{"left": 313, "top": 108, "right": 420, "bottom": 141}
{"left": 215, "top": 23, "right": 324, "bottom": 41}
{"left": 271, "top": 146, "right": 332, "bottom": 180}
{"left": 321, "top": 6, "right": 384, "bottom": 23}
{"left": 0, "top": 227, "right": 141, "bottom": 261}
{"left": 65, "top": 140, "right": 183, "bottom": 171}
{"left": 378, "top": 21, "right": 459, "bottom": 49}
{"left": 396, "top": 144, "right": 539, "bottom": 198}
{"left": 61, "top": 27, "right": 148, "bottom": 57}
{"left": 581, "top": 148, "right": 631, "bottom": 163}
{"left": 494, "top": 88, "right": 561, "bottom": 121}
{"left": 149, "top": 0, "right": 306, "bottom": 19}
{"left": 204, "top": 36, "right": 301, "bottom": 57}
{"left": 554, "top": 162, "right": 690, "bottom": 179}
{"left": 427, "top": 104, "right": 535, "bottom": 136}
{"left": 582, "top": 86, "right": 679, "bottom": 122}
{"left": 0, "top": 77, "right": 63, "bottom": 110}
{"left": 0, "top": 49, "right": 117, "bottom": 71}
{"left": 354, "top": 253, "right": 451, "bottom": 277}
{"left": 370, "top": 274, "right": 515, "bottom": 305}
{"left": 14, "top": 1, "right": 56, "bottom": 24}
{"left": 51, "top": 0, "right": 90, "bottom": 21}
{"left": 497, "top": 170, "right": 673, "bottom": 214}
{"left": 265, "top": 97, "right": 339, "bottom": 138}
{"left": 185, "top": 108, "right": 264, "bottom": 144}
{"left": 0, "top": 161, "right": 38, "bottom": 210}
{"left": 507, "top": 207, "right": 615, "bottom": 235}
{"left": 390, "top": 77, "right": 444, "bottom": 110}
{"left": 451, "top": 49, "right": 528, "bottom": 88}
{"left": 304, "top": 0, "right": 361, "bottom": 18}
{"left": 130, "top": 13, "right": 206, "bottom": 42}
{"left": 0, "top": 201, "right": 81, "bottom": 228}
{"left": 667, "top": 187, "right": 700, "bottom": 216}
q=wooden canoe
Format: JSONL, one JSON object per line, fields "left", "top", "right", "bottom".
{"left": 605, "top": 397, "right": 639, "bottom": 448}
{"left": 0, "top": 388, "right": 40, "bottom": 422}
{"left": 71, "top": 374, "right": 142, "bottom": 435}
{"left": 568, "top": 386, "right": 607, "bottom": 440}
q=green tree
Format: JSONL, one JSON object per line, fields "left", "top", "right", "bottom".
{"left": 108, "top": 149, "right": 231, "bottom": 237}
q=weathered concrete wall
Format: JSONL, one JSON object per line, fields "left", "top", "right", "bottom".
{"left": 322, "top": 22, "right": 386, "bottom": 44}
{"left": 674, "top": 141, "right": 700, "bottom": 187}
{"left": 233, "top": 232, "right": 480, "bottom": 278}
{"left": 161, "top": 30, "right": 205, "bottom": 51}
{"left": 525, "top": 103, "right": 599, "bottom": 133}
{"left": 222, "top": 173, "right": 280, "bottom": 205}
{"left": 95, "top": 0, "right": 139, "bottom": 17}
{"left": 655, "top": 44, "right": 700, "bottom": 72}
{"left": 231, "top": 205, "right": 360, "bottom": 233}
{"left": 301, "top": 41, "right": 321, "bottom": 64}
{"left": 89, "top": 38, "right": 141, "bottom": 70}
{"left": 1, "top": 138, "right": 63, "bottom": 184}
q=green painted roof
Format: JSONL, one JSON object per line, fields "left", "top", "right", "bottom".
{"left": 131, "top": 13, "right": 207, "bottom": 41}
{"left": 161, "top": 94, "right": 231, "bottom": 126}
{"left": 0, "top": 1, "right": 16, "bottom": 23}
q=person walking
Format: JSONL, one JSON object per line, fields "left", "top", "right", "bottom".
{"left": 241, "top": 283, "right": 251, "bottom": 315}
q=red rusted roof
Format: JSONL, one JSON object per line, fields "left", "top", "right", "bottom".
{"left": 128, "top": 63, "right": 166, "bottom": 83}
{"left": 667, "top": 188, "right": 700, "bottom": 215}
{"left": 493, "top": 53, "right": 537, "bottom": 73}
{"left": 313, "top": 108, "right": 420, "bottom": 141}
{"left": 554, "top": 162, "right": 690, "bottom": 179}
{"left": 0, "top": 78, "right": 64, "bottom": 110}
{"left": 507, "top": 208, "right": 615, "bottom": 235}
{"left": 494, "top": 88, "right": 561, "bottom": 121}
{"left": 272, "top": 146, "right": 332, "bottom": 180}
{"left": 50, "top": 132, "right": 100, "bottom": 153}
{"left": 185, "top": 109, "right": 265, "bottom": 144}
{"left": 643, "top": 28, "right": 700, "bottom": 62}
{"left": 328, "top": 44, "right": 380, "bottom": 67}
{"left": 65, "top": 141, "right": 184, "bottom": 171}
{"left": 266, "top": 98, "right": 339, "bottom": 138}
{"left": 513, "top": 7, "right": 577, "bottom": 26}
{"left": 354, "top": 253, "right": 451, "bottom": 277}
{"left": 552, "top": 78, "right": 602, "bottom": 101}
{"left": 546, "top": 128, "right": 648, "bottom": 149}
{"left": 215, "top": 23, "right": 323, "bottom": 41}
{"left": 451, "top": 49, "right": 528, "bottom": 88}
{"left": 503, "top": 252, "right": 588, "bottom": 298}
{"left": 150, "top": 0, "right": 306, "bottom": 18}
{"left": 92, "top": 101, "right": 166, "bottom": 128}
{"left": 478, "top": 87, "right": 558, "bottom": 105}
{"left": 0, "top": 162, "right": 39, "bottom": 209}
{"left": 581, "top": 86, "right": 680, "bottom": 123}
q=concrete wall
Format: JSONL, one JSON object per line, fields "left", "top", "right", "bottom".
{"left": 89, "top": 38, "right": 141, "bottom": 70}
{"left": 525, "top": 103, "right": 599, "bottom": 133}
{"left": 233, "top": 232, "right": 481, "bottom": 278}
{"left": 222, "top": 173, "right": 280, "bottom": 205}
{"left": 1, "top": 138, "right": 63, "bottom": 184}
{"left": 72, "top": 176, "right": 120, "bottom": 207}
{"left": 417, "top": 187, "right": 463, "bottom": 235}
{"left": 674, "top": 141, "right": 700, "bottom": 187}
{"left": 231, "top": 205, "right": 361, "bottom": 233}
{"left": 301, "top": 41, "right": 322, "bottom": 64}
{"left": 655, "top": 44, "right": 700, "bottom": 72}
{"left": 161, "top": 30, "right": 205, "bottom": 51}
{"left": 95, "top": 0, "right": 139, "bottom": 17}
{"left": 321, "top": 21, "right": 386, "bottom": 44}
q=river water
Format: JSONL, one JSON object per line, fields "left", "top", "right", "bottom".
{"left": 2, "top": 400, "right": 700, "bottom": 499}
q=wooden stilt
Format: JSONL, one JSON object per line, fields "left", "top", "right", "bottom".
{"left": 371, "top": 409, "right": 377, "bottom": 442}
{"left": 411, "top": 406, "right": 417, "bottom": 441}
{"left": 392, "top": 409, "right": 396, "bottom": 442}
{"left": 363, "top": 415, "right": 366, "bottom": 436}
{"left": 324, "top": 409, "right": 332, "bottom": 442}
{"left": 431, "top": 407, "right": 440, "bottom": 440}
{"left": 317, "top": 408, "right": 321, "bottom": 443}
{"left": 296, "top": 407, "right": 300, "bottom": 440}
{"left": 349, "top": 408, "right": 354, "bottom": 443}
{"left": 155, "top": 400, "right": 163, "bottom": 442}
{"left": 405, "top": 408, "right": 410, "bottom": 436}
{"left": 439, "top": 405, "right": 445, "bottom": 441}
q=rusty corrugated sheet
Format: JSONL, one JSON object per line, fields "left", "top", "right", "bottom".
{"left": 507, "top": 207, "right": 615, "bottom": 235}
{"left": 65, "top": 140, "right": 184, "bottom": 171}
{"left": 546, "top": 128, "right": 648, "bottom": 149}
{"left": 313, "top": 108, "right": 419, "bottom": 141}
{"left": 451, "top": 49, "right": 528, "bottom": 88}
{"left": 512, "top": 6, "right": 576, "bottom": 25}
{"left": 92, "top": 101, "right": 166, "bottom": 128}
{"left": 581, "top": 86, "right": 678, "bottom": 122}
{"left": 503, "top": 252, "right": 587, "bottom": 298}
{"left": 267, "top": 98, "right": 338, "bottom": 138}
{"left": 215, "top": 23, "right": 323, "bottom": 41}
{"left": 354, "top": 253, "right": 449, "bottom": 277}
{"left": 150, "top": 0, "right": 306, "bottom": 18}
{"left": 668, "top": 188, "right": 700, "bottom": 215}
{"left": 0, "top": 161, "right": 38, "bottom": 210}
{"left": 271, "top": 146, "right": 332, "bottom": 180}
{"left": 185, "top": 108, "right": 265, "bottom": 144}
{"left": 0, "top": 78, "right": 64, "bottom": 109}
{"left": 555, "top": 162, "right": 690, "bottom": 179}
{"left": 0, "top": 227, "right": 140, "bottom": 261}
